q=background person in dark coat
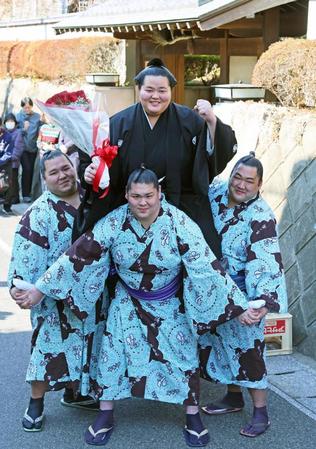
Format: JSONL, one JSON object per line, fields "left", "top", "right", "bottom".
{"left": 16, "top": 97, "right": 41, "bottom": 203}
{"left": 0, "top": 118, "right": 14, "bottom": 214}
{"left": 3, "top": 113, "right": 25, "bottom": 204}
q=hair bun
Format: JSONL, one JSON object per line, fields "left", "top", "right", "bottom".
{"left": 147, "top": 58, "right": 165, "bottom": 68}
{"left": 249, "top": 151, "right": 256, "bottom": 157}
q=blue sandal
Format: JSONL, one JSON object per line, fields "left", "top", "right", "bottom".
{"left": 84, "top": 424, "right": 114, "bottom": 446}
{"left": 240, "top": 421, "right": 271, "bottom": 437}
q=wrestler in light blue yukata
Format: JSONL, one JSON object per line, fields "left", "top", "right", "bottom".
{"left": 19, "top": 167, "right": 261, "bottom": 448}
{"left": 201, "top": 154, "right": 287, "bottom": 438}
{"left": 8, "top": 150, "right": 99, "bottom": 433}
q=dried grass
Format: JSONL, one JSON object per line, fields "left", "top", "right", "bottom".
{"left": 0, "top": 36, "right": 120, "bottom": 82}
{"left": 252, "top": 38, "right": 316, "bottom": 108}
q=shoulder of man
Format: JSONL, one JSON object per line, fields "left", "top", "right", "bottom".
{"left": 30, "top": 190, "right": 52, "bottom": 210}
{"left": 162, "top": 199, "right": 198, "bottom": 229}
{"left": 93, "top": 202, "right": 128, "bottom": 234}
{"left": 172, "top": 102, "right": 204, "bottom": 133}
{"left": 110, "top": 104, "right": 137, "bottom": 123}
{"left": 110, "top": 104, "right": 138, "bottom": 142}
{"left": 254, "top": 195, "right": 276, "bottom": 217}
{"left": 242, "top": 196, "right": 277, "bottom": 237}
{"left": 31, "top": 112, "right": 41, "bottom": 122}
{"left": 17, "top": 191, "right": 51, "bottom": 229}
{"left": 209, "top": 177, "right": 227, "bottom": 200}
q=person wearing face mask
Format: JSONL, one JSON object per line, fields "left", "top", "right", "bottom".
{"left": 16, "top": 97, "right": 41, "bottom": 203}
{"left": 0, "top": 117, "right": 14, "bottom": 214}
{"left": 3, "top": 113, "right": 25, "bottom": 205}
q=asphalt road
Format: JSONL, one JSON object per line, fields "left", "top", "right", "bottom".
{"left": 1, "top": 206, "right": 316, "bottom": 449}
{"left": 1, "top": 325, "right": 316, "bottom": 449}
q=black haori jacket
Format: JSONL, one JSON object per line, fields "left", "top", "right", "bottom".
{"left": 73, "top": 102, "right": 237, "bottom": 258}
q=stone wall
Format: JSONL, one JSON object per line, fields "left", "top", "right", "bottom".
{"left": 217, "top": 101, "right": 316, "bottom": 359}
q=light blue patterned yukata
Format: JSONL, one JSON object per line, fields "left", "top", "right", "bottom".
{"left": 199, "top": 179, "right": 287, "bottom": 389}
{"left": 35, "top": 199, "right": 250, "bottom": 405}
{"left": 8, "top": 190, "right": 99, "bottom": 392}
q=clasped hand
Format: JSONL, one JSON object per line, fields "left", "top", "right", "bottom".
{"left": 237, "top": 307, "right": 268, "bottom": 326}
{"left": 10, "top": 287, "right": 44, "bottom": 309}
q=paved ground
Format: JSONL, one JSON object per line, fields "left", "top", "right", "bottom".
{"left": 1, "top": 203, "right": 316, "bottom": 449}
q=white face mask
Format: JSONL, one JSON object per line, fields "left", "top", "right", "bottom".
{"left": 5, "top": 121, "right": 15, "bottom": 130}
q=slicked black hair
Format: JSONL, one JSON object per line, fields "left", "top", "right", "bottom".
{"left": 126, "top": 165, "right": 159, "bottom": 192}
{"left": 40, "top": 149, "right": 73, "bottom": 177}
{"left": 21, "top": 97, "right": 34, "bottom": 107}
{"left": 230, "top": 152, "right": 263, "bottom": 182}
{"left": 134, "top": 58, "right": 177, "bottom": 88}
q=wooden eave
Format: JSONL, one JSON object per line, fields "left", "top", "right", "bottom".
{"left": 54, "top": 0, "right": 307, "bottom": 41}
{"left": 55, "top": 19, "right": 201, "bottom": 35}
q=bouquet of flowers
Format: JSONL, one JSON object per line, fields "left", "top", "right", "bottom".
{"left": 36, "top": 90, "right": 118, "bottom": 194}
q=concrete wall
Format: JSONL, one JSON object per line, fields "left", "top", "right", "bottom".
{"left": 216, "top": 101, "right": 316, "bottom": 360}
{"left": 0, "top": 78, "right": 135, "bottom": 118}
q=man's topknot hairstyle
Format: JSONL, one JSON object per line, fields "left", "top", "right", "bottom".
{"left": 126, "top": 165, "right": 160, "bottom": 192}
{"left": 230, "top": 151, "right": 264, "bottom": 182}
{"left": 134, "top": 58, "right": 177, "bottom": 88}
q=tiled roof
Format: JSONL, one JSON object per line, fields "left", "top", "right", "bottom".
{"left": 55, "top": 0, "right": 296, "bottom": 34}
{"left": 80, "top": 0, "right": 199, "bottom": 16}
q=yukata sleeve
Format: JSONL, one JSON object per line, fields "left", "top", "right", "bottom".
{"left": 245, "top": 216, "right": 288, "bottom": 313}
{"left": 35, "top": 217, "right": 113, "bottom": 319}
{"left": 174, "top": 208, "right": 249, "bottom": 335}
{"left": 8, "top": 202, "right": 50, "bottom": 287}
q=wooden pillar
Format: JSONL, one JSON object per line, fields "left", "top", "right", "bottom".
{"left": 135, "top": 39, "right": 143, "bottom": 74}
{"left": 219, "top": 30, "right": 229, "bottom": 83}
{"left": 263, "top": 8, "right": 280, "bottom": 50}
{"left": 163, "top": 53, "right": 185, "bottom": 104}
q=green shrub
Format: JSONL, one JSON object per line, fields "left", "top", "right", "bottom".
{"left": 185, "top": 54, "right": 220, "bottom": 85}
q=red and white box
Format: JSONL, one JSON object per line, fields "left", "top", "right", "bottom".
{"left": 264, "top": 313, "right": 293, "bottom": 356}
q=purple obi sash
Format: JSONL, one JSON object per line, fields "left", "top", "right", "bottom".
{"left": 231, "top": 272, "right": 246, "bottom": 292}
{"left": 119, "top": 272, "right": 182, "bottom": 301}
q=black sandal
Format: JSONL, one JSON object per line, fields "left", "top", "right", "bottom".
{"left": 22, "top": 409, "right": 44, "bottom": 432}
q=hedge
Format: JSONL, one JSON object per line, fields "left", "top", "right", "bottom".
{"left": 252, "top": 38, "right": 316, "bottom": 108}
{"left": 0, "top": 36, "right": 122, "bottom": 82}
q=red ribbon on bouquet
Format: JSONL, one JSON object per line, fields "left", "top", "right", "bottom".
{"left": 91, "top": 118, "right": 118, "bottom": 198}
{"left": 91, "top": 138, "right": 118, "bottom": 198}
{"left": 91, "top": 134, "right": 118, "bottom": 201}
